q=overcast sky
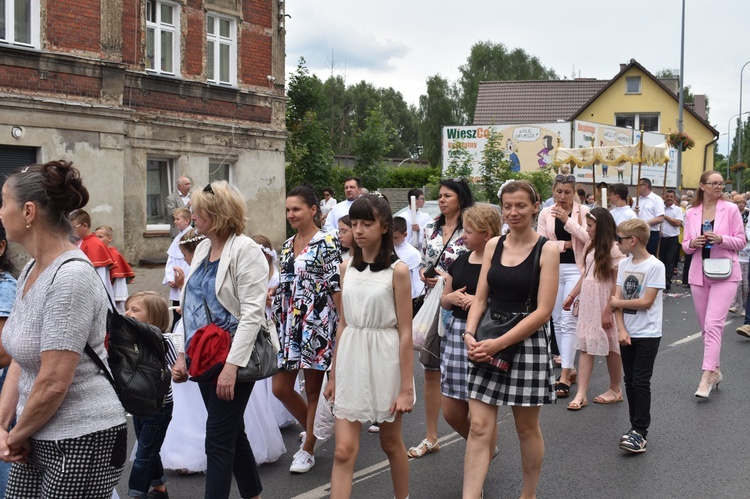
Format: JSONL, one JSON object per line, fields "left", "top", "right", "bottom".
{"left": 285, "top": 0, "right": 750, "bottom": 157}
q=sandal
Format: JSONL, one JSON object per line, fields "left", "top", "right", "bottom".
{"left": 593, "top": 390, "right": 623, "bottom": 404}
{"left": 567, "top": 399, "right": 588, "bottom": 411}
{"left": 407, "top": 438, "right": 440, "bottom": 458}
{"left": 555, "top": 382, "right": 571, "bottom": 398}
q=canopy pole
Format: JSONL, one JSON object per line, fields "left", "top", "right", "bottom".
{"left": 635, "top": 128, "right": 645, "bottom": 211}
{"left": 590, "top": 135, "right": 597, "bottom": 205}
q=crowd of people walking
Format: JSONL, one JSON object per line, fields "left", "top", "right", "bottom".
{"left": 0, "top": 161, "right": 745, "bottom": 499}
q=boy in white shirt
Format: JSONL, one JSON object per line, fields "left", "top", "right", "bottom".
{"left": 609, "top": 219, "right": 665, "bottom": 454}
{"left": 393, "top": 216, "right": 425, "bottom": 306}
{"left": 163, "top": 208, "right": 192, "bottom": 326}
{"left": 609, "top": 183, "right": 637, "bottom": 228}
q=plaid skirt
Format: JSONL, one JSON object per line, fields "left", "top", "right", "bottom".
{"left": 440, "top": 315, "right": 469, "bottom": 401}
{"left": 468, "top": 324, "right": 556, "bottom": 406}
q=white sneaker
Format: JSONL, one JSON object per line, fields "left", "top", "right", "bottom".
{"left": 290, "top": 450, "right": 315, "bottom": 473}
{"left": 368, "top": 423, "right": 380, "bottom": 433}
{"left": 729, "top": 306, "right": 738, "bottom": 314}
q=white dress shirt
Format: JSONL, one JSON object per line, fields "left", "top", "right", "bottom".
{"left": 633, "top": 192, "right": 665, "bottom": 231}
{"left": 661, "top": 204, "right": 684, "bottom": 238}
{"left": 323, "top": 199, "right": 355, "bottom": 232}
{"left": 610, "top": 205, "right": 638, "bottom": 227}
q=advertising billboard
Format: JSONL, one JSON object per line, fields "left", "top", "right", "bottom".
{"left": 441, "top": 123, "right": 572, "bottom": 177}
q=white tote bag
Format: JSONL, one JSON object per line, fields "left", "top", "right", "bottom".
{"left": 411, "top": 276, "right": 445, "bottom": 351}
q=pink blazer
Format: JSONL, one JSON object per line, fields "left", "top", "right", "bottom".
{"left": 682, "top": 199, "right": 746, "bottom": 286}
{"left": 537, "top": 202, "right": 591, "bottom": 272}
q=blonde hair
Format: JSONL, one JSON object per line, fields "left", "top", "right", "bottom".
{"left": 191, "top": 181, "right": 246, "bottom": 240}
{"left": 462, "top": 204, "right": 502, "bottom": 238}
{"left": 173, "top": 207, "right": 191, "bottom": 220}
{"left": 618, "top": 218, "right": 650, "bottom": 245}
{"left": 94, "top": 225, "right": 113, "bottom": 238}
{"left": 125, "top": 291, "right": 170, "bottom": 332}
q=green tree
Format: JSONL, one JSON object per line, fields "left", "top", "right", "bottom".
{"left": 285, "top": 59, "right": 334, "bottom": 191}
{"left": 458, "top": 42, "right": 557, "bottom": 124}
{"left": 352, "top": 108, "right": 395, "bottom": 188}
{"left": 480, "top": 129, "right": 512, "bottom": 204}
{"left": 419, "top": 74, "right": 462, "bottom": 167}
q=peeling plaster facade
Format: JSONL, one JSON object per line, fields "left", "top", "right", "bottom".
{"left": 0, "top": 0, "right": 287, "bottom": 262}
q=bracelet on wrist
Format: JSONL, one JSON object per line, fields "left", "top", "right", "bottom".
{"left": 462, "top": 332, "right": 474, "bottom": 341}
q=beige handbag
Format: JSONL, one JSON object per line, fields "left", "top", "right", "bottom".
{"left": 702, "top": 258, "right": 732, "bottom": 280}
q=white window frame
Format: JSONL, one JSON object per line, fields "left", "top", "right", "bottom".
{"left": 146, "top": 157, "right": 175, "bottom": 231}
{"left": 615, "top": 113, "right": 660, "bottom": 133}
{"left": 208, "top": 160, "right": 234, "bottom": 184}
{"left": 206, "top": 13, "right": 237, "bottom": 86}
{"left": 625, "top": 76, "right": 641, "bottom": 94}
{"left": 145, "top": 0, "right": 180, "bottom": 76}
{"left": 0, "top": 0, "right": 41, "bottom": 49}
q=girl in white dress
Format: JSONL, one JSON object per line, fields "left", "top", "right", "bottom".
{"left": 325, "top": 194, "right": 414, "bottom": 499}
{"left": 160, "top": 230, "right": 287, "bottom": 473}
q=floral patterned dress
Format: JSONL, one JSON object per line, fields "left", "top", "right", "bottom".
{"left": 273, "top": 230, "right": 342, "bottom": 371}
{"left": 421, "top": 220, "right": 469, "bottom": 273}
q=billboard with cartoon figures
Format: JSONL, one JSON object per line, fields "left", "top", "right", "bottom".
{"left": 635, "top": 130, "right": 677, "bottom": 188}
{"left": 441, "top": 123, "right": 572, "bottom": 177}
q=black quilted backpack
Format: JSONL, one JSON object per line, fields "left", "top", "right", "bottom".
{"left": 52, "top": 258, "right": 171, "bottom": 417}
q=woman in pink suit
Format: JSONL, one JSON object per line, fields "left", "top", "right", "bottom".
{"left": 537, "top": 174, "right": 590, "bottom": 397}
{"left": 682, "top": 171, "right": 746, "bottom": 398}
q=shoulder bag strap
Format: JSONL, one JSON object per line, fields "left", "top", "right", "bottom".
{"left": 430, "top": 225, "right": 459, "bottom": 267}
{"left": 47, "top": 257, "right": 119, "bottom": 391}
{"left": 524, "top": 236, "right": 546, "bottom": 312}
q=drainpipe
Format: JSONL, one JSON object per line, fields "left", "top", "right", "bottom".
{"left": 703, "top": 135, "right": 719, "bottom": 176}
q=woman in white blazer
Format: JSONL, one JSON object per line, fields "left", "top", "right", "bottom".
{"left": 536, "top": 174, "right": 590, "bottom": 397}
{"left": 176, "top": 181, "right": 268, "bottom": 499}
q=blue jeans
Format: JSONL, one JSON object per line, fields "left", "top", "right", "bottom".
{"left": 128, "top": 402, "right": 173, "bottom": 498}
{"left": 199, "top": 381, "right": 261, "bottom": 499}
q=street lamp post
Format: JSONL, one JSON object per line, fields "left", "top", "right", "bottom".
{"left": 728, "top": 111, "right": 750, "bottom": 181}
{"left": 675, "top": 0, "right": 686, "bottom": 192}
{"left": 738, "top": 60, "right": 750, "bottom": 189}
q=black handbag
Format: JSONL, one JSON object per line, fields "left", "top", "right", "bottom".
{"left": 473, "top": 236, "right": 545, "bottom": 373}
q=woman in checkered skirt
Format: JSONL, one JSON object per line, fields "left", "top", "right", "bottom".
{"left": 439, "top": 205, "right": 501, "bottom": 441}
{"left": 462, "top": 181, "right": 558, "bottom": 499}
{"left": 0, "top": 161, "right": 127, "bottom": 499}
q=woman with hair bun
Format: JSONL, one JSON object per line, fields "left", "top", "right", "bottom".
{"left": 0, "top": 161, "right": 126, "bottom": 498}
{"left": 272, "top": 184, "right": 342, "bottom": 474}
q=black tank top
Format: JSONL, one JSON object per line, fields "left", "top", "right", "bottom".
{"left": 486, "top": 235, "right": 542, "bottom": 313}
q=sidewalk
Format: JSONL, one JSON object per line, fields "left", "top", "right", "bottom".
{"left": 129, "top": 266, "right": 171, "bottom": 298}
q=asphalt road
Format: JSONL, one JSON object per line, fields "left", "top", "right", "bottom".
{"left": 114, "top": 282, "right": 750, "bottom": 499}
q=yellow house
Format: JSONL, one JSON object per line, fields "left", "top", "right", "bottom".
{"left": 474, "top": 59, "right": 719, "bottom": 189}
{"left": 572, "top": 60, "right": 718, "bottom": 189}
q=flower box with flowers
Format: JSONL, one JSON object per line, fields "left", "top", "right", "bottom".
{"left": 667, "top": 131, "right": 695, "bottom": 151}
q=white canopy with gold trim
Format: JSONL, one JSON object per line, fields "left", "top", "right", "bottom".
{"left": 553, "top": 143, "right": 670, "bottom": 167}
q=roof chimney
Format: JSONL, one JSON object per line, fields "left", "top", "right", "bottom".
{"left": 693, "top": 95, "right": 707, "bottom": 120}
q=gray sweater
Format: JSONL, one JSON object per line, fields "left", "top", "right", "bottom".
{"left": 3, "top": 250, "right": 125, "bottom": 440}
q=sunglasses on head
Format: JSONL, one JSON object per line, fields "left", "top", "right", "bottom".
{"left": 555, "top": 175, "right": 575, "bottom": 183}
{"left": 203, "top": 183, "right": 214, "bottom": 195}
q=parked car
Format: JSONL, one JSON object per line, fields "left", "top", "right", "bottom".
{"left": 394, "top": 201, "right": 501, "bottom": 222}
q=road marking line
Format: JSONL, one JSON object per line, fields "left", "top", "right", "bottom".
{"left": 291, "top": 430, "right": 465, "bottom": 499}
{"left": 667, "top": 321, "right": 730, "bottom": 347}
{"left": 291, "top": 413, "right": 514, "bottom": 499}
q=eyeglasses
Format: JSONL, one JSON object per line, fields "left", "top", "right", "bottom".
{"left": 616, "top": 234, "right": 634, "bottom": 243}
{"left": 702, "top": 181, "right": 725, "bottom": 188}
{"left": 555, "top": 175, "right": 576, "bottom": 183}
{"left": 203, "top": 183, "right": 214, "bottom": 195}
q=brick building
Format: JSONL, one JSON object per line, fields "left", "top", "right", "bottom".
{"left": 0, "top": 0, "right": 287, "bottom": 262}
